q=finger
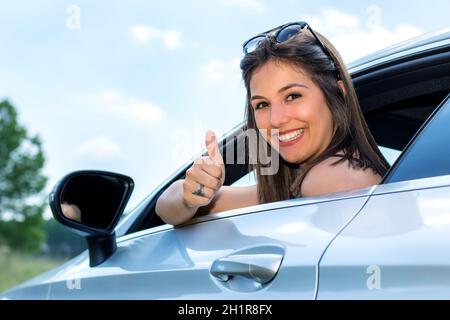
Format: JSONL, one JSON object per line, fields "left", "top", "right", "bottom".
{"left": 205, "top": 130, "right": 223, "bottom": 164}
{"left": 183, "top": 191, "right": 210, "bottom": 208}
{"left": 184, "top": 178, "right": 215, "bottom": 199}
{"left": 186, "top": 166, "right": 221, "bottom": 191}
{"left": 201, "top": 158, "right": 223, "bottom": 181}
{"left": 193, "top": 156, "right": 211, "bottom": 166}
{"left": 186, "top": 193, "right": 210, "bottom": 207}
{"left": 183, "top": 180, "right": 215, "bottom": 209}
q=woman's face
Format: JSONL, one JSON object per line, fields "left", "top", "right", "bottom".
{"left": 250, "top": 59, "right": 335, "bottom": 164}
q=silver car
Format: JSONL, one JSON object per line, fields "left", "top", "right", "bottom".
{"left": 2, "top": 28, "right": 450, "bottom": 300}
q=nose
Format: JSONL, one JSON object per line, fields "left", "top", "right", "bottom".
{"left": 270, "top": 103, "right": 291, "bottom": 128}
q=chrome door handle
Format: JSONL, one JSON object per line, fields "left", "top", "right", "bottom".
{"left": 210, "top": 245, "right": 284, "bottom": 284}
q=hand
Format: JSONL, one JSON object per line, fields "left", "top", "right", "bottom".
{"left": 182, "top": 130, "right": 225, "bottom": 209}
{"left": 61, "top": 202, "right": 81, "bottom": 222}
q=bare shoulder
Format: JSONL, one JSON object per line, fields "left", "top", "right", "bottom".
{"left": 196, "top": 184, "right": 259, "bottom": 216}
{"left": 300, "top": 157, "right": 382, "bottom": 197}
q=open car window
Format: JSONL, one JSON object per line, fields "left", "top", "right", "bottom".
{"left": 121, "top": 34, "right": 450, "bottom": 236}
{"left": 378, "top": 146, "right": 401, "bottom": 165}
{"left": 383, "top": 94, "right": 450, "bottom": 183}
{"left": 231, "top": 170, "right": 256, "bottom": 187}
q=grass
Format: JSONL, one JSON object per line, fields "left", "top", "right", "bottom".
{"left": 0, "top": 247, "right": 65, "bottom": 294}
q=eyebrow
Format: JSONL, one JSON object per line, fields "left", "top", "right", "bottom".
{"left": 250, "top": 83, "right": 309, "bottom": 101}
{"left": 279, "top": 83, "right": 309, "bottom": 93}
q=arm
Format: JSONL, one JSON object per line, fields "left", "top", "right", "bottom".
{"left": 196, "top": 184, "right": 258, "bottom": 216}
{"left": 155, "top": 181, "right": 258, "bottom": 225}
{"left": 156, "top": 130, "right": 259, "bottom": 225}
{"left": 155, "top": 179, "right": 198, "bottom": 226}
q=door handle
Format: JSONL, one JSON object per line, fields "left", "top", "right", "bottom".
{"left": 210, "top": 245, "right": 284, "bottom": 284}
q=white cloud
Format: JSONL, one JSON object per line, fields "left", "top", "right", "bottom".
{"left": 303, "top": 7, "right": 423, "bottom": 63}
{"left": 198, "top": 58, "right": 248, "bottom": 134}
{"left": 161, "top": 30, "right": 183, "bottom": 50}
{"left": 223, "top": 0, "right": 266, "bottom": 12}
{"left": 129, "top": 25, "right": 160, "bottom": 42}
{"left": 129, "top": 25, "right": 183, "bottom": 49}
{"left": 100, "top": 89, "right": 120, "bottom": 103}
{"left": 127, "top": 101, "right": 165, "bottom": 123}
{"left": 97, "top": 90, "right": 165, "bottom": 125}
{"left": 75, "top": 135, "right": 121, "bottom": 159}
{"left": 201, "top": 58, "right": 241, "bottom": 81}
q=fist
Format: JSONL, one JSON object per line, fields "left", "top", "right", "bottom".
{"left": 182, "top": 130, "right": 225, "bottom": 208}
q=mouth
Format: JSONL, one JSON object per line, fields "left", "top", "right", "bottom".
{"left": 270, "top": 128, "right": 305, "bottom": 148}
{"left": 275, "top": 128, "right": 305, "bottom": 143}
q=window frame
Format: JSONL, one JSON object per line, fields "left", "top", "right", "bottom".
{"left": 382, "top": 93, "right": 450, "bottom": 184}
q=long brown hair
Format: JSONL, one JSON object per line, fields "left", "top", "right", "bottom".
{"left": 240, "top": 28, "right": 390, "bottom": 204}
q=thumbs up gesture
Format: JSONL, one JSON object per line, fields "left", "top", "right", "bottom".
{"left": 205, "top": 130, "right": 224, "bottom": 163}
{"left": 182, "top": 130, "right": 226, "bottom": 209}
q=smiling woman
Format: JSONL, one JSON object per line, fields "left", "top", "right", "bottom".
{"left": 241, "top": 21, "right": 390, "bottom": 203}
{"left": 156, "top": 21, "right": 390, "bottom": 225}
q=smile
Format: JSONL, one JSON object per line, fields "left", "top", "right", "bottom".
{"left": 278, "top": 128, "right": 304, "bottom": 142}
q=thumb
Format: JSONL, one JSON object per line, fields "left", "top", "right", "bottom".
{"left": 205, "top": 130, "right": 223, "bottom": 163}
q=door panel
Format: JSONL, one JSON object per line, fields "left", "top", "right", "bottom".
{"left": 46, "top": 194, "right": 370, "bottom": 299}
{"left": 317, "top": 177, "right": 450, "bottom": 299}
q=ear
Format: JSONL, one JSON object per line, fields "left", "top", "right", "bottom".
{"left": 337, "top": 80, "right": 346, "bottom": 97}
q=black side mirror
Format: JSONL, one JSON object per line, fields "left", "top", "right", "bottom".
{"left": 49, "top": 170, "right": 134, "bottom": 267}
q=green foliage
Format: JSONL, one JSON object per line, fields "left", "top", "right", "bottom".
{"left": 42, "top": 218, "right": 85, "bottom": 258}
{"left": 0, "top": 99, "right": 48, "bottom": 252}
{"left": 0, "top": 247, "right": 63, "bottom": 293}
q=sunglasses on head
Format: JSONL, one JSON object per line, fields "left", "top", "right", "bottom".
{"left": 242, "top": 21, "right": 340, "bottom": 79}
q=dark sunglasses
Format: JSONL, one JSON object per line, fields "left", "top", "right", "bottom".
{"left": 243, "top": 21, "right": 340, "bottom": 78}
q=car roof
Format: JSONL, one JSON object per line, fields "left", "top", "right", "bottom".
{"left": 348, "top": 28, "right": 450, "bottom": 75}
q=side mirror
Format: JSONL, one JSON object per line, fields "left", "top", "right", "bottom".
{"left": 49, "top": 170, "right": 134, "bottom": 267}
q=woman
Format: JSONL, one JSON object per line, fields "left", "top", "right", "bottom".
{"left": 156, "top": 21, "right": 390, "bottom": 226}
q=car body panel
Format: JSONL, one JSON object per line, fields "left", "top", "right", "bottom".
{"left": 317, "top": 95, "right": 450, "bottom": 299}
{"left": 317, "top": 175, "right": 450, "bottom": 299}
{"left": 3, "top": 189, "right": 373, "bottom": 299}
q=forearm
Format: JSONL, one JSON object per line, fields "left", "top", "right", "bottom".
{"left": 155, "top": 179, "right": 199, "bottom": 225}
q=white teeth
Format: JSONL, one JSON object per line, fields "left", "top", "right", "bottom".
{"left": 278, "top": 129, "right": 304, "bottom": 142}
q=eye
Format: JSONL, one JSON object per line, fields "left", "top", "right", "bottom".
{"left": 286, "top": 93, "right": 302, "bottom": 101}
{"left": 254, "top": 101, "right": 269, "bottom": 110}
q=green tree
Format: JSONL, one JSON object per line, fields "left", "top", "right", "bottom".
{"left": 42, "top": 218, "right": 85, "bottom": 258}
{"left": 0, "top": 99, "right": 47, "bottom": 252}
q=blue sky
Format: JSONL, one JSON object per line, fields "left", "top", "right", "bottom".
{"left": 0, "top": 0, "right": 449, "bottom": 218}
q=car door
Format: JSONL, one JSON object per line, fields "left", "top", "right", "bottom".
{"left": 39, "top": 188, "right": 372, "bottom": 300}
{"left": 317, "top": 94, "right": 450, "bottom": 299}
